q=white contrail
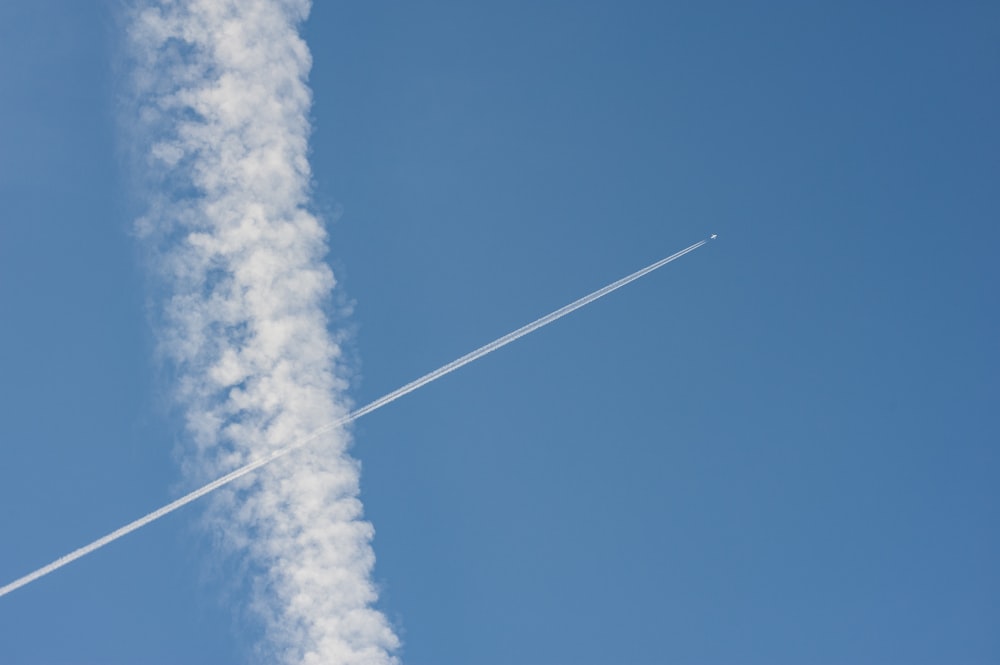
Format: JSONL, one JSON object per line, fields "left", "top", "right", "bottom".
{"left": 339, "top": 239, "right": 709, "bottom": 426}
{"left": 0, "top": 237, "right": 710, "bottom": 601}
{"left": 126, "top": 2, "right": 398, "bottom": 662}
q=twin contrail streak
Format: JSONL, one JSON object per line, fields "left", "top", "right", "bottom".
{"left": 0, "top": 237, "right": 712, "bottom": 599}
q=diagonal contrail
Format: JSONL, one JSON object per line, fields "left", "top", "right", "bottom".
{"left": 0, "top": 237, "right": 712, "bottom": 599}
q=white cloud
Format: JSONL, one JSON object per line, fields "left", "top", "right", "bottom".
{"left": 127, "top": 2, "right": 399, "bottom": 662}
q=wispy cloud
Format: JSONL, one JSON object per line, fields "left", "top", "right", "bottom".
{"left": 126, "top": 1, "right": 398, "bottom": 662}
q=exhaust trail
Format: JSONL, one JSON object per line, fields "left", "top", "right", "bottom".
{"left": 0, "top": 237, "right": 711, "bottom": 600}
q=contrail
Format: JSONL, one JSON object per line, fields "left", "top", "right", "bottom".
{"left": 128, "top": 3, "right": 397, "bottom": 659}
{"left": 0, "top": 237, "right": 711, "bottom": 600}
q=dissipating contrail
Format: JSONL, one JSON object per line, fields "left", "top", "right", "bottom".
{"left": 0, "top": 236, "right": 713, "bottom": 600}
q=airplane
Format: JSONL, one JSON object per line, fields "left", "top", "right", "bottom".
{"left": 710, "top": 234, "right": 718, "bottom": 239}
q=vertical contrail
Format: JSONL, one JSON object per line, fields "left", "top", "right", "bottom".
{"left": 0, "top": 237, "right": 711, "bottom": 601}
{"left": 125, "top": 1, "right": 398, "bottom": 663}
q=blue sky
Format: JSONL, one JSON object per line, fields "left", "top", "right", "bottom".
{"left": 1, "top": 1, "right": 998, "bottom": 664}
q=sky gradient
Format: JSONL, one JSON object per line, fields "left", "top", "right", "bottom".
{"left": 1, "top": 2, "right": 998, "bottom": 664}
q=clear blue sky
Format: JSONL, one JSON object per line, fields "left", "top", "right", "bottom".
{"left": 1, "top": 2, "right": 998, "bottom": 664}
